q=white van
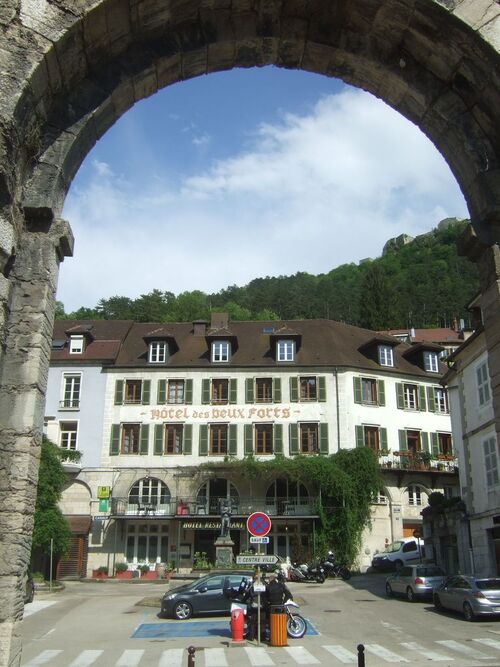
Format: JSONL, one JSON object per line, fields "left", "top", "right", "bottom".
{"left": 371, "top": 538, "right": 425, "bottom": 571}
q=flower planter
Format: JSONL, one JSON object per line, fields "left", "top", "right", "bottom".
{"left": 140, "top": 571, "right": 158, "bottom": 580}
{"left": 92, "top": 570, "right": 108, "bottom": 579}
{"left": 115, "top": 570, "right": 133, "bottom": 580}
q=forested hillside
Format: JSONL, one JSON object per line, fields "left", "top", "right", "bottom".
{"left": 59, "top": 218, "right": 479, "bottom": 330}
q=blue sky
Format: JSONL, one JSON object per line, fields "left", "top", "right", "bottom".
{"left": 60, "top": 66, "right": 468, "bottom": 312}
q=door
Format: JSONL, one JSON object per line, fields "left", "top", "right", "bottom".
{"left": 195, "top": 575, "right": 226, "bottom": 612}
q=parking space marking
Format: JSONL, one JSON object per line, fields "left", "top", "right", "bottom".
{"left": 322, "top": 644, "right": 357, "bottom": 663}
{"left": 284, "top": 646, "right": 320, "bottom": 664}
{"left": 158, "top": 649, "right": 184, "bottom": 667}
{"left": 115, "top": 649, "right": 145, "bottom": 666}
{"left": 205, "top": 647, "right": 229, "bottom": 667}
{"left": 23, "top": 650, "right": 63, "bottom": 666}
{"left": 400, "top": 642, "right": 452, "bottom": 661}
{"left": 436, "top": 640, "right": 493, "bottom": 660}
{"left": 365, "top": 644, "right": 409, "bottom": 662}
{"left": 244, "top": 647, "right": 275, "bottom": 666}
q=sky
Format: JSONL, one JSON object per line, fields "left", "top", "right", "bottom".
{"left": 59, "top": 66, "right": 468, "bottom": 312}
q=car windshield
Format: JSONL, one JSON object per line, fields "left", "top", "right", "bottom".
{"left": 384, "top": 541, "right": 404, "bottom": 553}
{"left": 417, "top": 567, "right": 445, "bottom": 577}
{"left": 476, "top": 579, "right": 500, "bottom": 590}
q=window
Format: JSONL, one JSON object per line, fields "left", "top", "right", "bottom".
{"left": 61, "top": 373, "right": 81, "bottom": 409}
{"left": 484, "top": 436, "right": 499, "bottom": 488}
{"left": 364, "top": 426, "right": 380, "bottom": 451}
{"left": 378, "top": 345, "right": 394, "bottom": 367}
{"left": 477, "top": 362, "right": 491, "bottom": 407}
{"left": 69, "top": 335, "right": 84, "bottom": 354}
{"left": 197, "top": 478, "right": 239, "bottom": 514}
{"left": 212, "top": 341, "right": 230, "bottom": 363}
{"left": 168, "top": 380, "right": 185, "bottom": 404}
{"left": 354, "top": 377, "right": 385, "bottom": 406}
{"left": 407, "top": 485, "right": 423, "bottom": 506}
{"left": 125, "top": 523, "right": 169, "bottom": 564}
{"left": 373, "top": 489, "right": 387, "bottom": 504}
{"left": 438, "top": 432, "right": 453, "bottom": 456}
{"left": 423, "top": 351, "right": 439, "bottom": 372}
{"left": 361, "top": 378, "right": 377, "bottom": 404}
{"left": 122, "top": 424, "right": 141, "bottom": 454}
{"left": 277, "top": 340, "right": 294, "bottom": 362}
{"left": 300, "top": 377, "right": 317, "bottom": 401}
{"left": 403, "top": 384, "right": 418, "bottom": 410}
{"left": 60, "top": 421, "right": 77, "bottom": 450}
{"left": 255, "top": 378, "right": 273, "bottom": 403}
{"left": 443, "top": 485, "right": 454, "bottom": 500}
{"left": 406, "top": 430, "right": 421, "bottom": 454}
{"left": 300, "top": 423, "right": 318, "bottom": 454}
{"left": 210, "top": 424, "right": 228, "bottom": 455}
{"left": 124, "top": 380, "right": 143, "bottom": 404}
{"left": 211, "top": 379, "right": 229, "bottom": 404}
{"left": 255, "top": 424, "right": 273, "bottom": 455}
{"left": 434, "top": 387, "right": 449, "bottom": 413}
{"left": 149, "top": 341, "right": 168, "bottom": 363}
{"left": 164, "top": 424, "right": 183, "bottom": 454}
{"left": 356, "top": 425, "right": 387, "bottom": 451}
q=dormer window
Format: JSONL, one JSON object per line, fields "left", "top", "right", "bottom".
{"left": 378, "top": 345, "right": 394, "bottom": 367}
{"left": 149, "top": 341, "right": 168, "bottom": 364}
{"left": 423, "top": 351, "right": 439, "bottom": 373}
{"left": 212, "top": 341, "right": 230, "bottom": 363}
{"left": 69, "top": 335, "right": 84, "bottom": 354}
{"left": 277, "top": 340, "right": 294, "bottom": 362}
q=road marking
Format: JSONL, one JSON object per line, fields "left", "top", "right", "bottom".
{"left": 116, "top": 649, "right": 145, "bottom": 666}
{"left": 365, "top": 644, "right": 409, "bottom": 662}
{"left": 283, "top": 646, "right": 320, "bottom": 664}
{"left": 23, "top": 601, "right": 57, "bottom": 618}
{"left": 244, "top": 646, "right": 275, "bottom": 665}
{"left": 158, "top": 649, "right": 184, "bottom": 667}
{"left": 436, "top": 640, "right": 493, "bottom": 660}
{"left": 23, "top": 651, "right": 62, "bottom": 666}
{"left": 67, "top": 650, "right": 103, "bottom": 666}
{"left": 205, "top": 647, "right": 229, "bottom": 666}
{"left": 474, "top": 638, "right": 500, "bottom": 650}
{"left": 322, "top": 644, "right": 357, "bottom": 663}
{"left": 381, "top": 622, "right": 403, "bottom": 633}
{"left": 400, "top": 642, "right": 452, "bottom": 661}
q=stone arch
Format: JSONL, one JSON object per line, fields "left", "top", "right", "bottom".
{"left": 60, "top": 479, "right": 92, "bottom": 515}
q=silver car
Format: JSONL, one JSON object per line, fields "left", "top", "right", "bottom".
{"left": 433, "top": 576, "right": 500, "bottom": 621}
{"left": 386, "top": 565, "right": 446, "bottom": 602}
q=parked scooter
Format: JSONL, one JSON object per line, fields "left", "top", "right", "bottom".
{"left": 321, "top": 551, "right": 352, "bottom": 580}
{"left": 289, "top": 561, "right": 325, "bottom": 583}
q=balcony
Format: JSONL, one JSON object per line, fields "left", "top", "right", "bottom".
{"left": 109, "top": 496, "right": 317, "bottom": 518}
{"left": 378, "top": 452, "right": 458, "bottom": 473}
{"left": 59, "top": 399, "right": 80, "bottom": 409}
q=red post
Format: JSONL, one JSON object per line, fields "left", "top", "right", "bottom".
{"left": 231, "top": 607, "right": 244, "bottom": 642}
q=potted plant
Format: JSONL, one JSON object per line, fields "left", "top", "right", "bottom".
{"left": 92, "top": 566, "right": 108, "bottom": 579}
{"left": 192, "top": 551, "right": 211, "bottom": 572}
{"left": 138, "top": 564, "right": 157, "bottom": 580}
{"left": 115, "top": 562, "right": 132, "bottom": 579}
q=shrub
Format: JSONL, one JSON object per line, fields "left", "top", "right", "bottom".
{"left": 115, "top": 562, "right": 128, "bottom": 574}
{"left": 96, "top": 566, "right": 108, "bottom": 575}
{"left": 139, "top": 564, "right": 150, "bottom": 574}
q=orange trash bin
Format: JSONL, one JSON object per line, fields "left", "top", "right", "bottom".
{"left": 269, "top": 605, "right": 288, "bottom": 647}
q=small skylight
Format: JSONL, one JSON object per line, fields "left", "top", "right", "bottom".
{"left": 262, "top": 327, "right": 275, "bottom": 333}
{"left": 52, "top": 339, "right": 66, "bottom": 350}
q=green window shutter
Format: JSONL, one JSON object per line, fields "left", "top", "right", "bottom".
{"left": 185, "top": 379, "right": 193, "bottom": 405}
{"left": 398, "top": 429, "right": 407, "bottom": 450}
{"left": 421, "top": 431, "right": 430, "bottom": 453}
{"left": 396, "top": 383, "right": 404, "bottom": 409}
{"left": 139, "top": 424, "right": 149, "bottom": 455}
{"left": 290, "top": 377, "right": 299, "bottom": 402}
{"left": 289, "top": 423, "right": 299, "bottom": 455}
{"left": 202, "top": 379, "right": 210, "bottom": 404}
{"left": 245, "top": 378, "right": 254, "bottom": 403}
{"left": 353, "top": 377, "right": 362, "bottom": 404}
{"left": 274, "top": 424, "right": 283, "bottom": 454}
{"left": 114, "top": 380, "right": 124, "bottom": 405}
{"left": 318, "top": 377, "right": 327, "bottom": 402}
{"left": 427, "top": 387, "right": 436, "bottom": 412}
{"left": 183, "top": 424, "right": 192, "bottom": 455}
{"left": 229, "top": 378, "right": 238, "bottom": 404}
{"left": 431, "top": 432, "right": 439, "bottom": 456}
{"left": 418, "top": 385, "right": 427, "bottom": 411}
{"left": 319, "top": 423, "right": 329, "bottom": 454}
{"left": 273, "top": 378, "right": 282, "bottom": 403}
{"left": 228, "top": 424, "right": 237, "bottom": 456}
{"left": 110, "top": 424, "right": 120, "bottom": 455}
{"left": 154, "top": 424, "right": 164, "bottom": 455}
{"left": 380, "top": 427, "right": 388, "bottom": 450}
{"left": 244, "top": 424, "right": 254, "bottom": 455}
{"left": 377, "top": 380, "right": 386, "bottom": 407}
{"left": 355, "top": 425, "right": 365, "bottom": 448}
{"left": 141, "top": 380, "right": 151, "bottom": 405}
{"left": 199, "top": 425, "right": 208, "bottom": 456}
{"left": 157, "top": 380, "right": 166, "bottom": 405}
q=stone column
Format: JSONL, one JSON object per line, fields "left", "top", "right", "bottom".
{"left": 0, "top": 219, "right": 73, "bottom": 667}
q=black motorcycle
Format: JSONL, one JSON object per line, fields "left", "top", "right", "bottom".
{"left": 321, "top": 552, "right": 351, "bottom": 580}
{"left": 289, "top": 561, "right": 325, "bottom": 584}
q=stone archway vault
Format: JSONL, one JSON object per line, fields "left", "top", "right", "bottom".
{"left": 0, "top": 2, "right": 499, "bottom": 665}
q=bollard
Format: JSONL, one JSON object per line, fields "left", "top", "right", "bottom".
{"left": 187, "top": 646, "right": 196, "bottom": 667}
{"left": 357, "top": 643, "right": 365, "bottom": 667}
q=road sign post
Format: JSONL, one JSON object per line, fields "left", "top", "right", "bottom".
{"left": 245, "top": 512, "right": 272, "bottom": 645}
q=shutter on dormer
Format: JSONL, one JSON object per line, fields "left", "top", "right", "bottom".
{"left": 158, "top": 380, "right": 166, "bottom": 404}
{"left": 290, "top": 377, "right": 299, "bottom": 402}
{"left": 273, "top": 378, "right": 282, "bottom": 403}
{"left": 141, "top": 380, "right": 151, "bottom": 405}
{"left": 114, "top": 380, "right": 124, "bottom": 405}
{"left": 185, "top": 379, "right": 193, "bottom": 404}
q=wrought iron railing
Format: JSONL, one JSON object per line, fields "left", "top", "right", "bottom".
{"left": 378, "top": 453, "right": 457, "bottom": 473}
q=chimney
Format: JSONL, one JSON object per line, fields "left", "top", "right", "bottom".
{"left": 410, "top": 327, "right": 416, "bottom": 340}
{"left": 210, "top": 312, "right": 229, "bottom": 330}
{"left": 193, "top": 320, "right": 207, "bottom": 336}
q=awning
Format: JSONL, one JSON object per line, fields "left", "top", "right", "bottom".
{"left": 65, "top": 515, "right": 92, "bottom": 534}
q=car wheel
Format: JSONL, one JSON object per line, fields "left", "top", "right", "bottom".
{"left": 434, "top": 594, "right": 443, "bottom": 610}
{"left": 463, "top": 602, "right": 475, "bottom": 622}
{"left": 385, "top": 582, "right": 393, "bottom": 597}
{"left": 406, "top": 587, "right": 415, "bottom": 603}
{"left": 173, "top": 601, "right": 193, "bottom": 620}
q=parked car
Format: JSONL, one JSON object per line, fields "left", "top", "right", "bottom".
{"left": 371, "top": 538, "right": 425, "bottom": 571}
{"left": 160, "top": 572, "right": 252, "bottom": 620}
{"left": 433, "top": 576, "right": 500, "bottom": 621}
{"left": 24, "top": 570, "right": 35, "bottom": 604}
{"left": 385, "top": 565, "right": 446, "bottom": 602}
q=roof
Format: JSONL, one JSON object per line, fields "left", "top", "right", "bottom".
{"left": 51, "top": 320, "right": 133, "bottom": 363}
{"left": 382, "top": 328, "right": 464, "bottom": 344}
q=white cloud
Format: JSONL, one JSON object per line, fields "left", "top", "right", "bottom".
{"left": 59, "top": 89, "right": 468, "bottom": 312}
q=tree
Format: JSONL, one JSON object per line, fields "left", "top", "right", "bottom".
{"left": 31, "top": 437, "right": 74, "bottom": 576}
